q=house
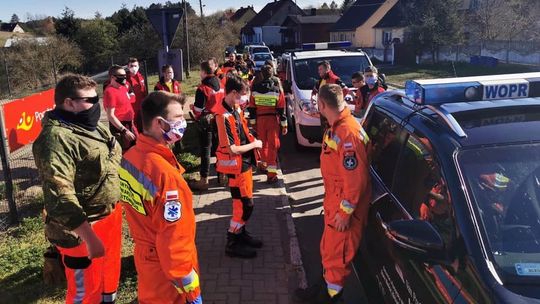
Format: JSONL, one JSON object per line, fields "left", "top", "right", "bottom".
{"left": 241, "top": 0, "right": 305, "bottom": 47}
{"left": 330, "top": 0, "right": 398, "bottom": 48}
{"left": 281, "top": 13, "right": 340, "bottom": 49}
{"left": 0, "top": 23, "right": 25, "bottom": 34}
{"left": 230, "top": 6, "right": 257, "bottom": 24}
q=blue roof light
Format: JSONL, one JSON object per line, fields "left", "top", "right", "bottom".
{"left": 302, "top": 41, "right": 352, "bottom": 51}
{"left": 405, "top": 72, "right": 540, "bottom": 105}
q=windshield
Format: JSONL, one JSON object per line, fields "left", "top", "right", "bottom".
{"left": 254, "top": 53, "right": 272, "bottom": 61}
{"left": 293, "top": 55, "right": 370, "bottom": 90}
{"left": 252, "top": 47, "right": 269, "bottom": 54}
{"left": 458, "top": 143, "right": 540, "bottom": 283}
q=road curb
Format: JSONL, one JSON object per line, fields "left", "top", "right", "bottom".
{"left": 276, "top": 168, "right": 308, "bottom": 289}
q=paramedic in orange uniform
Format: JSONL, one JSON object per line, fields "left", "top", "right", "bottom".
{"left": 120, "top": 91, "right": 201, "bottom": 304}
{"left": 215, "top": 75, "right": 264, "bottom": 259}
{"left": 295, "top": 84, "right": 372, "bottom": 303}
{"left": 247, "top": 64, "right": 287, "bottom": 183}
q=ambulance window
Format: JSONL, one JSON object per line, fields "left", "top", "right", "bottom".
{"left": 367, "top": 110, "right": 406, "bottom": 187}
{"left": 392, "top": 133, "right": 455, "bottom": 246}
{"left": 286, "top": 60, "right": 291, "bottom": 81}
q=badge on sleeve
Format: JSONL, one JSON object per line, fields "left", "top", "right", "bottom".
{"left": 164, "top": 190, "right": 181, "bottom": 222}
{"left": 343, "top": 152, "right": 358, "bottom": 170}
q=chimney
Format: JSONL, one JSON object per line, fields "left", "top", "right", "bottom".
{"left": 311, "top": 8, "right": 316, "bottom": 16}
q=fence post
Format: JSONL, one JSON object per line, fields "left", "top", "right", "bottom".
{"left": 3, "top": 57, "right": 12, "bottom": 97}
{"left": 143, "top": 60, "right": 149, "bottom": 93}
{"left": 0, "top": 107, "right": 18, "bottom": 224}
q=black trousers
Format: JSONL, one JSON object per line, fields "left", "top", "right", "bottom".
{"left": 198, "top": 115, "right": 218, "bottom": 178}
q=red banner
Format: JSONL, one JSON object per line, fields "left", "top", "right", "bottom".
{"left": 2, "top": 89, "right": 56, "bottom": 152}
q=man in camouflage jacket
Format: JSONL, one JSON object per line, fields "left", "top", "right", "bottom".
{"left": 33, "top": 74, "right": 123, "bottom": 303}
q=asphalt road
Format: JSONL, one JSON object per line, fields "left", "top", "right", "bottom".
{"left": 279, "top": 130, "right": 370, "bottom": 303}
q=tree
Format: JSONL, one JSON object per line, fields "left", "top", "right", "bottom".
{"left": 55, "top": 7, "right": 81, "bottom": 40}
{"left": 340, "top": 0, "right": 354, "bottom": 12}
{"left": 75, "top": 18, "right": 118, "bottom": 72}
{"left": 402, "top": 0, "right": 464, "bottom": 62}
{"left": 10, "top": 14, "right": 20, "bottom": 23}
{"left": 330, "top": 1, "right": 339, "bottom": 10}
{"left": 108, "top": 5, "right": 148, "bottom": 35}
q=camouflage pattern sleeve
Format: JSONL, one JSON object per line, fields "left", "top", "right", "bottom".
{"left": 33, "top": 131, "right": 87, "bottom": 230}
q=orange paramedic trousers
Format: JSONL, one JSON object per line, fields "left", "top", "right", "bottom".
{"left": 321, "top": 201, "right": 364, "bottom": 294}
{"left": 256, "top": 116, "right": 280, "bottom": 178}
{"left": 57, "top": 204, "right": 122, "bottom": 304}
{"left": 228, "top": 168, "right": 254, "bottom": 231}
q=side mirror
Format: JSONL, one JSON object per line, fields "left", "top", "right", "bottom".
{"left": 385, "top": 219, "right": 447, "bottom": 264}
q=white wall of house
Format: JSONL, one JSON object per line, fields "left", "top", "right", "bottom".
{"left": 13, "top": 25, "right": 24, "bottom": 33}
{"left": 262, "top": 26, "right": 282, "bottom": 46}
{"left": 242, "top": 27, "right": 263, "bottom": 45}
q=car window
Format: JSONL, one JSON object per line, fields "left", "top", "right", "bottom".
{"left": 254, "top": 54, "right": 272, "bottom": 61}
{"left": 366, "top": 110, "right": 405, "bottom": 187}
{"left": 252, "top": 47, "right": 269, "bottom": 53}
{"left": 292, "top": 55, "right": 370, "bottom": 90}
{"left": 392, "top": 133, "right": 455, "bottom": 246}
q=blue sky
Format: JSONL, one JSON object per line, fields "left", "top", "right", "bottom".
{"left": 0, "top": 0, "right": 328, "bottom": 22}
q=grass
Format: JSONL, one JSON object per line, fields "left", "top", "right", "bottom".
{"left": 384, "top": 62, "right": 540, "bottom": 88}
{"left": 0, "top": 32, "right": 35, "bottom": 48}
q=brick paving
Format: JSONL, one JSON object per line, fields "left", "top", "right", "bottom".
{"left": 193, "top": 169, "right": 298, "bottom": 303}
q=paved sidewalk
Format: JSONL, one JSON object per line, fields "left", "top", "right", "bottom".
{"left": 192, "top": 169, "right": 299, "bottom": 303}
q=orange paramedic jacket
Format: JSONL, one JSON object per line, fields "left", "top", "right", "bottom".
{"left": 119, "top": 134, "right": 200, "bottom": 297}
{"left": 320, "top": 107, "right": 372, "bottom": 220}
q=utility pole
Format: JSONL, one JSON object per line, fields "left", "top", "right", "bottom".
{"left": 199, "top": 0, "right": 204, "bottom": 17}
{"left": 183, "top": 0, "right": 191, "bottom": 77}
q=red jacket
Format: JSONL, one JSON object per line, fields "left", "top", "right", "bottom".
{"left": 154, "top": 78, "right": 182, "bottom": 94}
{"left": 127, "top": 71, "right": 147, "bottom": 112}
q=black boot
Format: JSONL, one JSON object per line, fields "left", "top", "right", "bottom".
{"left": 293, "top": 283, "right": 343, "bottom": 304}
{"left": 225, "top": 232, "right": 257, "bottom": 258}
{"left": 238, "top": 227, "right": 263, "bottom": 248}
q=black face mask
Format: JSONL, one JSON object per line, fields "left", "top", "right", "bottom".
{"left": 115, "top": 77, "right": 127, "bottom": 85}
{"left": 54, "top": 102, "right": 101, "bottom": 131}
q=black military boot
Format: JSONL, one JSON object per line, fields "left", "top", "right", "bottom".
{"left": 238, "top": 227, "right": 263, "bottom": 248}
{"left": 293, "top": 283, "right": 344, "bottom": 304}
{"left": 225, "top": 232, "right": 257, "bottom": 258}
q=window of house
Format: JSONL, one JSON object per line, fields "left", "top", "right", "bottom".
{"left": 383, "top": 31, "right": 392, "bottom": 44}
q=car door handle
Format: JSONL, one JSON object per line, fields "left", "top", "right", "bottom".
{"left": 376, "top": 212, "right": 389, "bottom": 232}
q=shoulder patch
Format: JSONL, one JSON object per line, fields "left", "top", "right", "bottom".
{"left": 166, "top": 190, "right": 178, "bottom": 200}
{"left": 164, "top": 200, "right": 182, "bottom": 222}
{"left": 343, "top": 142, "right": 353, "bottom": 149}
{"left": 343, "top": 152, "right": 358, "bottom": 170}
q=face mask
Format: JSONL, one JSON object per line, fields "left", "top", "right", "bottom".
{"left": 54, "top": 102, "right": 101, "bottom": 131}
{"left": 129, "top": 67, "right": 139, "bottom": 74}
{"left": 366, "top": 76, "right": 377, "bottom": 86}
{"left": 160, "top": 118, "right": 187, "bottom": 144}
{"left": 237, "top": 95, "right": 249, "bottom": 106}
{"left": 115, "top": 76, "right": 127, "bottom": 85}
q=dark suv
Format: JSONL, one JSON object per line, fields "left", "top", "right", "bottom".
{"left": 354, "top": 73, "right": 540, "bottom": 303}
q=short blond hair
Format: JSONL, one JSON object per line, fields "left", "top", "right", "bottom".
{"left": 319, "top": 84, "right": 344, "bottom": 109}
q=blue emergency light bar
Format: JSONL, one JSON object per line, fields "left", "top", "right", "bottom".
{"left": 405, "top": 72, "right": 540, "bottom": 105}
{"left": 302, "top": 41, "right": 352, "bottom": 51}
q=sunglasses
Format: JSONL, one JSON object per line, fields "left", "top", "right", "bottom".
{"left": 70, "top": 95, "right": 100, "bottom": 104}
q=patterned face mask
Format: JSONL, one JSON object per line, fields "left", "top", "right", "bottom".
{"left": 160, "top": 118, "right": 187, "bottom": 144}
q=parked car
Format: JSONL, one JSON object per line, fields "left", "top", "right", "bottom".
{"left": 354, "top": 72, "right": 540, "bottom": 303}
{"left": 243, "top": 44, "right": 272, "bottom": 57}
{"left": 252, "top": 52, "right": 276, "bottom": 71}
{"left": 279, "top": 43, "right": 372, "bottom": 147}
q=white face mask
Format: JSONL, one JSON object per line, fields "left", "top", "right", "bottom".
{"left": 160, "top": 118, "right": 187, "bottom": 145}
{"left": 129, "top": 66, "right": 139, "bottom": 74}
{"left": 238, "top": 95, "right": 249, "bottom": 106}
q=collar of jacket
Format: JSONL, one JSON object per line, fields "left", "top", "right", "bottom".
{"left": 324, "top": 70, "right": 339, "bottom": 80}
{"left": 331, "top": 107, "right": 352, "bottom": 130}
{"left": 135, "top": 134, "right": 185, "bottom": 174}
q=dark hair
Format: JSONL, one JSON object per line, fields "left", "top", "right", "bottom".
{"left": 364, "top": 65, "right": 378, "bottom": 74}
{"left": 141, "top": 91, "right": 186, "bottom": 131}
{"left": 261, "top": 65, "right": 274, "bottom": 79}
{"left": 161, "top": 64, "right": 173, "bottom": 73}
{"left": 54, "top": 74, "right": 97, "bottom": 106}
{"left": 208, "top": 57, "right": 218, "bottom": 65}
{"left": 128, "top": 57, "right": 138, "bottom": 64}
{"left": 200, "top": 61, "right": 213, "bottom": 75}
{"left": 318, "top": 60, "right": 331, "bottom": 70}
{"left": 352, "top": 72, "right": 364, "bottom": 80}
{"left": 225, "top": 74, "right": 248, "bottom": 94}
{"left": 108, "top": 64, "right": 124, "bottom": 76}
